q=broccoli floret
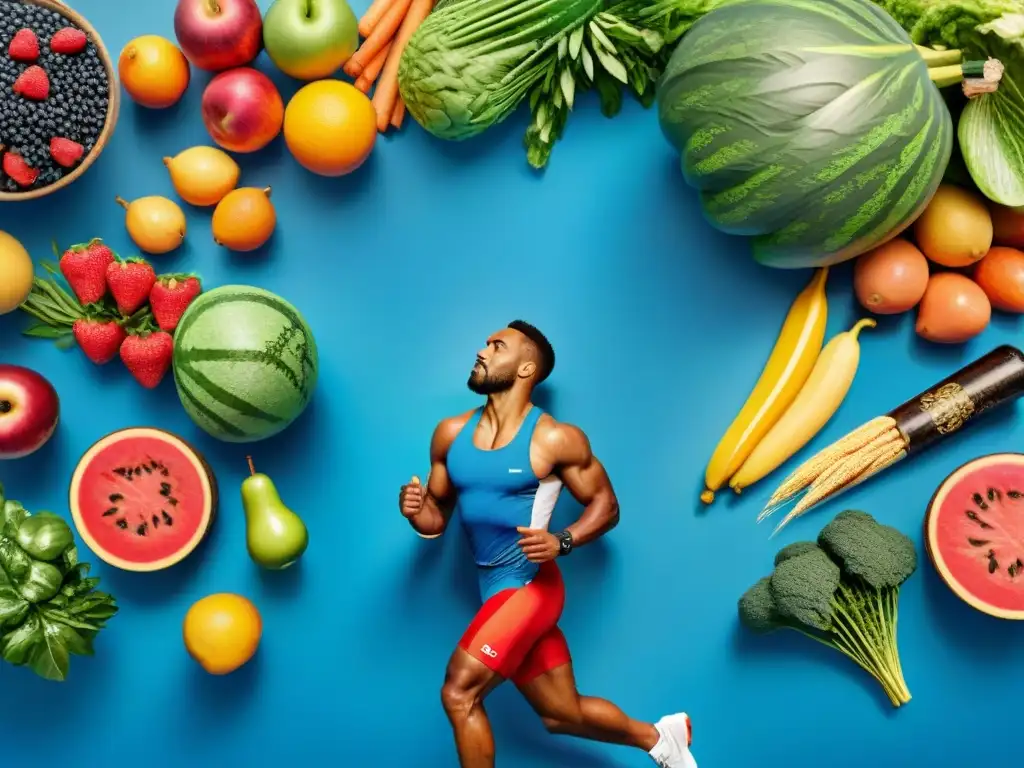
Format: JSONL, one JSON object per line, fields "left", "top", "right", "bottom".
{"left": 818, "top": 509, "right": 918, "bottom": 589}
{"left": 769, "top": 547, "right": 840, "bottom": 631}
{"left": 774, "top": 540, "right": 822, "bottom": 567}
{"left": 738, "top": 577, "right": 786, "bottom": 634}
{"left": 738, "top": 510, "right": 918, "bottom": 708}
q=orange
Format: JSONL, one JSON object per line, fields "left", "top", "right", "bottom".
{"left": 212, "top": 187, "right": 276, "bottom": 252}
{"left": 119, "top": 35, "right": 190, "bottom": 109}
{"left": 183, "top": 593, "right": 262, "bottom": 675}
{"left": 284, "top": 80, "right": 376, "bottom": 177}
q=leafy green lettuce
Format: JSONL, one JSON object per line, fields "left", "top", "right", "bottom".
{"left": 870, "top": 0, "right": 1024, "bottom": 206}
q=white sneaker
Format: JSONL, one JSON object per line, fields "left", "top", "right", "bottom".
{"left": 649, "top": 713, "right": 697, "bottom": 768}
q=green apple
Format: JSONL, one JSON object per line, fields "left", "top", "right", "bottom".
{"left": 263, "top": 0, "right": 360, "bottom": 81}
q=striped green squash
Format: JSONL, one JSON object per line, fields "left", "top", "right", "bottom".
{"left": 172, "top": 286, "right": 319, "bottom": 443}
{"left": 657, "top": 0, "right": 953, "bottom": 268}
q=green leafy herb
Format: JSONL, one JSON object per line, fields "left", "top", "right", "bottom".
{"left": 0, "top": 483, "right": 117, "bottom": 682}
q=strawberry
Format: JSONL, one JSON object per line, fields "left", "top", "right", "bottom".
{"left": 13, "top": 65, "right": 49, "bottom": 100}
{"left": 2, "top": 152, "right": 38, "bottom": 187}
{"left": 49, "top": 28, "right": 87, "bottom": 55}
{"left": 72, "top": 318, "right": 126, "bottom": 364}
{"left": 120, "top": 331, "right": 174, "bottom": 389}
{"left": 106, "top": 258, "right": 156, "bottom": 315}
{"left": 49, "top": 137, "right": 84, "bottom": 168}
{"left": 59, "top": 238, "right": 115, "bottom": 305}
{"left": 8, "top": 29, "right": 39, "bottom": 62}
{"left": 149, "top": 275, "right": 202, "bottom": 331}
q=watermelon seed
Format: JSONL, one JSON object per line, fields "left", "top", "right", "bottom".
{"left": 112, "top": 467, "right": 127, "bottom": 477}
{"left": 159, "top": 483, "right": 171, "bottom": 497}
{"left": 987, "top": 551, "right": 999, "bottom": 574}
{"left": 168, "top": 497, "right": 178, "bottom": 507}
{"left": 160, "top": 468, "right": 169, "bottom": 477}
{"left": 972, "top": 492, "right": 989, "bottom": 510}
{"left": 116, "top": 519, "right": 127, "bottom": 530}
{"left": 965, "top": 509, "right": 993, "bottom": 528}
{"left": 1008, "top": 490, "right": 1022, "bottom": 499}
{"left": 968, "top": 538, "right": 990, "bottom": 547}
{"left": 151, "top": 514, "right": 160, "bottom": 528}
{"left": 141, "top": 464, "right": 152, "bottom": 475}
{"left": 109, "top": 493, "right": 123, "bottom": 503}
{"left": 161, "top": 510, "right": 173, "bottom": 525}
{"left": 1010, "top": 562, "right": 1020, "bottom": 578}
{"left": 101, "top": 507, "right": 118, "bottom": 517}
{"left": 987, "top": 488, "right": 1000, "bottom": 502}
{"left": 136, "top": 522, "right": 147, "bottom": 536}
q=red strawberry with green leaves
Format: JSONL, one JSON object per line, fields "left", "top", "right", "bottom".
{"left": 13, "top": 65, "right": 49, "bottom": 100}
{"left": 50, "top": 28, "right": 87, "bottom": 55}
{"left": 149, "top": 274, "right": 201, "bottom": 332}
{"left": 72, "top": 317, "right": 126, "bottom": 364}
{"left": 59, "top": 238, "right": 115, "bottom": 305}
{"left": 106, "top": 257, "right": 156, "bottom": 315}
{"left": 120, "top": 329, "right": 174, "bottom": 388}
{"left": 8, "top": 29, "right": 39, "bottom": 62}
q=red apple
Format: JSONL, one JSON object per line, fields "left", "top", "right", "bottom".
{"left": 0, "top": 365, "right": 59, "bottom": 460}
{"left": 174, "top": 0, "right": 263, "bottom": 72}
{"left": 202, "top": 68, "right": 285, "bottom": 153}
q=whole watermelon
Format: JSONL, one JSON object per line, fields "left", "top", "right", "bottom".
{"left": 657, "top": 0, "right": 953, "bottom": 268}
{"left": 172, "top": 286, "right": 319, "bottom": 443}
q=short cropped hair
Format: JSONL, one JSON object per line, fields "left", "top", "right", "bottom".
{"left": 508, "top": 320, "right": 555, "bottom": 383}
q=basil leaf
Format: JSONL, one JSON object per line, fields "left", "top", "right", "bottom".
{"left": 29, "top": 613, "right": 73, "bottom": 681}
{"left": 0, "top": 611, "right": 41, "bottom": 666}
{"left": 0, "top": 585, "right": 29, "bottom": 629}
{"left": 40, "top": 606, "right": 100, "bottom": 633}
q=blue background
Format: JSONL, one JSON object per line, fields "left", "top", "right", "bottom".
{"left": 2, "top": 1, "right": 1023, "bottom": 766}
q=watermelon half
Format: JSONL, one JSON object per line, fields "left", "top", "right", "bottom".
{"left": 925, "top": 453, "right": 1024, "bottom": 620}
{"left": 172, "top": 285, "right": 319, "bottom": 443}
{"left": 68, "top": 427, "right": 218, "bottom": 572}
{"left": 657, "top": 0, "right": 953, "bottom": 268}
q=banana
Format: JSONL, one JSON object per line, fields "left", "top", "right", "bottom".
{"left": 729, "top": 317, "right": 876, "bottom": 494}
{"left": 700, "top": 267, "right": 829, "bottom": 504}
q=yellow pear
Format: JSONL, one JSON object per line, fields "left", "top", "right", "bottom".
{"left": 164, "top": 146, "right": 240, "bottom": 207}
{"left": 115, "top": 195, "right": 186, "bottom": 255}
{"left": 0, "top": 230, "right": 34, "bottom": 314}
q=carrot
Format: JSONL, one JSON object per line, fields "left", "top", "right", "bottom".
{"left": 359, "top": 0, "right": 395, "bottom": 37}
{"left": 372, "top": 0, "right": 432, "bottom": 131}
{"left": 355, "top": 43, "right": 392, "bottom": 92}
{"left": 348, "top": 0, "right": 413, "bottom": 75}
{"left": 391, "top": 97, "right": 406, "bottom": 129}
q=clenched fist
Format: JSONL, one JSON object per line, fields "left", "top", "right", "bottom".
{"left": 399, "top": 475, "right": 426, "bottom": 518}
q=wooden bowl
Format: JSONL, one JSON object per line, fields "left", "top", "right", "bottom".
{"left": 0, "top": 0, "right": 120, "bottom": 202}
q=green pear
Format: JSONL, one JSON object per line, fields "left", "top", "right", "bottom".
{"left": 241, "top": 458, "right": 308, "bottom": 570}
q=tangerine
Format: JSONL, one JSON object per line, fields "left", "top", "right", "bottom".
{"left": 119, "top": 35, "right": 191, "bottom": 109}
{"left": 284, "top": 80, "right": 376, "bottom": 177}
{"left": 212, "top": 187, "right": 277, "bottom": 252}
{"left": 183, "top": 593, "right": 262, "bottom": 675}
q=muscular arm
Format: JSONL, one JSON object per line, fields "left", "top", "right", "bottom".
{"left": 406, "top": 418, "right": 462, "bottom": 538}
{"left": 546, "top": 424, "right": 620, "bottom": 547}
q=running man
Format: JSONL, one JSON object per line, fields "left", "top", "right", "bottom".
{"left": 398, "top": 321, "right": 697, "bottom": 768}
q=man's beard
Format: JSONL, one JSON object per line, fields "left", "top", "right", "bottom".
{"left": 467, "top": 365, "right": 515, "bottom": 394}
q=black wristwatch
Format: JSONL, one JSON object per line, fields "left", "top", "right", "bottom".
{"left": 555, "top": 530, "right": 574, "bottom": 556}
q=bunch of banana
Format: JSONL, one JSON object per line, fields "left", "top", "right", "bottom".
{"left": 701, "top": 267, "right": 876, "bottom": 504}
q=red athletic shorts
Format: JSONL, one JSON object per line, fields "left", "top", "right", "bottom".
{"left": 457, "top": 560, "right": 572, "bottom": 685}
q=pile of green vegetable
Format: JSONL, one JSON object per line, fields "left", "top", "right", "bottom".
{"left": 0, "top": 483, "right": 118, "bottom": 682}
{"left": 739, "top": 509, "right": 917, "bottom": 707}
{"left": 397, "top": 0, "right": 1024, "bottom": 214}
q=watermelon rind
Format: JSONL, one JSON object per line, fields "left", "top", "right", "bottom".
{"left": 172, "top": 285, "right": 319, "bottom": 444}
{"left": 68, "top": 427, "right": 218, "bottom": 573}
{"left": 925, "top": 452, "right": 1024, "bottom": 621}
{"left": 657, "top": 0, "right": 953, "bottom": 268}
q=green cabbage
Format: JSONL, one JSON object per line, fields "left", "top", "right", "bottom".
{"left": 870, "top": 0, "right": 1024, "bottom": 206}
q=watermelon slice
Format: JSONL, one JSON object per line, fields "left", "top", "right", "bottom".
{"left": 68, "top": 427, "right": 218, "bottom": 572}
{"left": 925, "top": 453, "right": 1024, "bottom": 620}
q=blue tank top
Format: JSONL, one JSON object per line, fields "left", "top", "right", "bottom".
{"left": 446, "top": 406, "right": 564, "bottom": 601}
